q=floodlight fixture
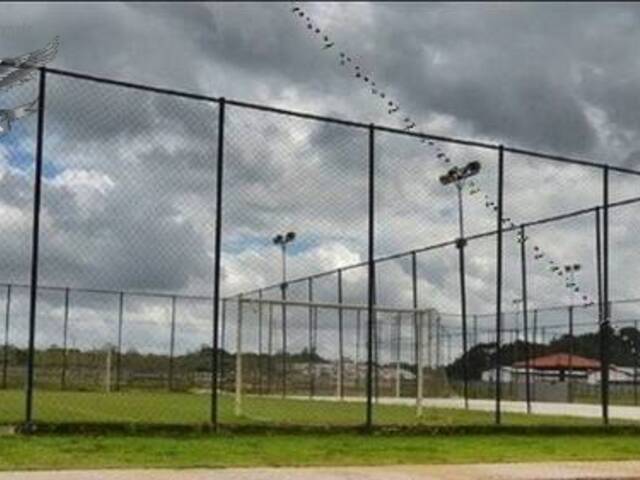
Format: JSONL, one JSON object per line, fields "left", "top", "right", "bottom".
{"left": 438, "top": 161, "right": 482, "bottom": 187}
{"left": 273, "top": 234, "right": 284, "bottom": 245}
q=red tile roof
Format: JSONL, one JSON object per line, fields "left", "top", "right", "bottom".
{"left": 513, "top": 353, "right": 600, "bottom": 370}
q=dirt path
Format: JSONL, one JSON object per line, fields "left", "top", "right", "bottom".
{"left": 1, "top": 462, "right": 639, "bottom": 480}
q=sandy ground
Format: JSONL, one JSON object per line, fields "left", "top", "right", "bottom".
{"left": 1, "top": 462, "right": 639, "bottom": 480}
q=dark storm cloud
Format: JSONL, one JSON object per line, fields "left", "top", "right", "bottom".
{"left": 0, "top": 2, "right": 638, "bottom": 354}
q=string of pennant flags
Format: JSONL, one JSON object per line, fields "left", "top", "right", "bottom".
{"left": 286, "top": 3, "right": 636, "bottom": 355}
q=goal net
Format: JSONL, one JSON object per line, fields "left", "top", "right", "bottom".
{"left": 219, "top": 296, "right": 450, "bottom": 417}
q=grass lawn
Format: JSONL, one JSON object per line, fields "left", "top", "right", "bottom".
{"left": 2, "top": 432, "right": 640, "bottom": 470}
{"left": 0, "top": 389, "right": 619, "bottom": 427}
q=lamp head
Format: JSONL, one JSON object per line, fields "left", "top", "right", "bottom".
{"left": 285, "top": 231, "right": 296, "bottom": 242}
{"left": 273, "top": 234, "right": 284, "bottom": 245}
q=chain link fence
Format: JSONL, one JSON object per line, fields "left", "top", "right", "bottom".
{"left": 0, "top": 66, "right": 638, "bottom": 430}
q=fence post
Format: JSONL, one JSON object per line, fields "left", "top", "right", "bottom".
{"left": 168, "top": 295, "right": 176, "bottom": 391}
{"left": 308, "top": 278, "right": 314, "bottom": 398}
{"left": 519, "top": 226, "right": 531, "bottom": 414}
{"left": 416, "top": 311, "right": 424, "bottom": 417}
{"left": 635, "top": 320, "right": 638, "bottom": 406}
{"left": 235, "top": 296, "right": 243, "bottom": 416}
{"left": 115, "top": 292, "right": 124, "bottom": 392}
{"left": 355, "top": 308, "right": 361, "bottom": 391}
{"left": 395, "top": 313, "right": 401, "bottom": 399}
{"left": 456, "top": 236, "right": 469, "bottom": 410}
{"left": 61, "top": 287, "right": 70, "bottom": 390}
{"left": 366, "top": 123, "right": 375, "bottom": 430}
{"left": 211, "top": 97, "right": 225, "bottom": 428}
{"left": 599, "top": 166, "right": 610, "bottom": 425}
{"left": 220, "top": 298, "right": 227, "bottom": 390}
{"left": 257, "top": 290, "right": 263, "bottom": 395}
{"left": 2, "top": 285, "right": 11, "bottom": 390}
{"left": 568, "top": 305, "right": 574, "bottom": 403}
{"left": 494, "top": 144, "right": 505, "bottom": 425}
{"left": 267, "top": 301, "right": 273, "bottom": 394}
{"left": 25, "top": 68, "right": 47, "bottom": 430}
{"left": 411, "top": 251, "right": 419, "bottom": 403}
{"left": 337, "top": 269, "right": 344, "bottom": 399}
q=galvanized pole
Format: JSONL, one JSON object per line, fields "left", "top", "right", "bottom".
{"left": 235, "top": 296, "right": 243, "bottom": 416}
{"left": 366, "top": 124, "right": 376, "bottom": 430}
{"left": 635, "top": 320, "right": 638, "bottom": 406}
{"left": 395, "top": 313, "right": 401, "bottom": 398}
{"left": 416, "top": 311, "right": 424, "bottom": 417}
{"left": 210, "top": 97, "right": 225, "bottom": 427}
{"left": 267, "top": 302, "right": 273, "bottom": 394}
{"left": 568, "top": 305, "right": 574, "bottom": 403}
{"left": 258, "top": 290, "right": 263, "bottom": 395}
{"left": 455, "top": 183, "right": 470, "bottom": 410}
{"left": 411, "top": 251, "right": 419, "bottom": 403}
{"left": 337, "top": 269, "right": 344, "bottom": 399}
{"left": 495, "top": 144, "right": 505, "bottom": 425}
{"left": 61, "top": 287, "right": 70, "bottom": 390}
{"left": 600, "top": 166, "right": 610, "bottom": 425}
{"left": 115, "top": 292, "right": 124, "bottom": 392}
{"left": 308, "top": 278, "right": 314, "bottom": 398}
{"left": 519, "top": 226, "right": 531, "bottom": 414}
{"left": 25, "top": 68, "right": 47, "bottom": 429}
{"left": 220, "top": 298, "right": 227, "bottom": 389}
{"left": 168, "top": 295, "right": 176, "bottom": 391}
{"left": 355, "top": 309, "right": 361, "bottom": 391}
{"left": 2, "top": 285, "right": 11, "bottom": 390}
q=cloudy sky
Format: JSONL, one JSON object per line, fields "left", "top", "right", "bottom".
{"left": 0, "top": 2, "right": 638, "bottom": 361}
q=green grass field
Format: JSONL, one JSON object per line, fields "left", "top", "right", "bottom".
{"left": 2, "top": 432, "right": 640, "bottom": 470}
{"left": 1, "top": 390, "right": 640, "bottom": 470}
{"left": 0, "top": 389, "right": 624, "bottom": 428}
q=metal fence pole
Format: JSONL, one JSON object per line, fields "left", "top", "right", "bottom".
{"left": 366, "top": 124, "right": 375, "bottom": 430}
{"left": 2, "top": 285, "right": 11, "bottom": 390}
{"left": 568, "top": 305, "right": 574, "bottom": 403}
{"left": 355, "top": 308, "right": 361, "bottom": 391}
{"left": 220, "top": 298, "right": 227, "bottom": 390}
{"left": 308, "top": 278, "right": 314, "bottom": 398}
{"left": 494, "top": 144, "right": 505, "bottom": 425}
{"left": 211, "top": 98, "right": 225, "bottom": 427}
{"left": 281, "top": 286, "right": 287, "bottom": 398}
{"left": 168, "top": 295, "right": 176, "bottom": 391}
{"left": 337, "top": 269, "right": 344, "bottom": 399}
{"left": 635, "top": 320, "right": 638, "bottom": 406}
{"left": 519, "top": 226, "right": 531, "bottom": 414}
{"left": 235, "top": 296, "right": 243, "bottom": 416}
{"left": 457, "top": 237, "right": 469, "bottom": 409}
{"left": 25, "top": 68, "right": 47, "bottom": 429}
{"left": 600, "top": 166, "right": 610, "bottom": 425}
{"left": 411, "top": 251, "right": 419, "bottom": 403}
{"left": 395, "top": 313, "right": 401, "bottom": 399}
{"left": 115, "top": 291, "right": 124, "bottom": 392}
{"left": 267, "top": 301, "right": 273, "bottom": 394}
{"left": 258, "top": 290, "right": 263, "bottom": 395}
{"left": 61, "top": 287, "right": 70, "bottom": 390}
{"left": 416, "top": 311, "right": 424, "bottom": 417}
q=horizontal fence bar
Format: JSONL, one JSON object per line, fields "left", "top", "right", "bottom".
{"left": 239, "top": 297, "right": 435, "bottom": 315}
{"left": 230, "top": 194, "right": 640, "bottom": 300}
{"left": 43, "top": 66, "right": 640, "bottom": 178}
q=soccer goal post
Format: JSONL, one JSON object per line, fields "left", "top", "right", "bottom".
{"left": 226, "top": 296, "right": 441, "bottom": 418}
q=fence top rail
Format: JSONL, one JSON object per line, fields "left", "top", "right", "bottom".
{"left": 42, "top": 66, "right": 640, "bottom": 177}
{"left": 237, "top": 296, "right": 437, "bottom": 315}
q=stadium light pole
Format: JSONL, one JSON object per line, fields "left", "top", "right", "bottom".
{"left": 439, "top": 161, "right": 481, "bottom": 410}
{"left": 273, "top": 231, "right": 296, "bottom": 397}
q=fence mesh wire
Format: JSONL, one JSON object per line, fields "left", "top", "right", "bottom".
{"left": 0, "top": 68, "right": 638, "bottom": 429}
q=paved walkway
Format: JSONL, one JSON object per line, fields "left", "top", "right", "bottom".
{"left": 287, "top": 395, "right": 640, "bottom": 421}
{"left": 1, "top": 462, "right": 639, "bottom": 479}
